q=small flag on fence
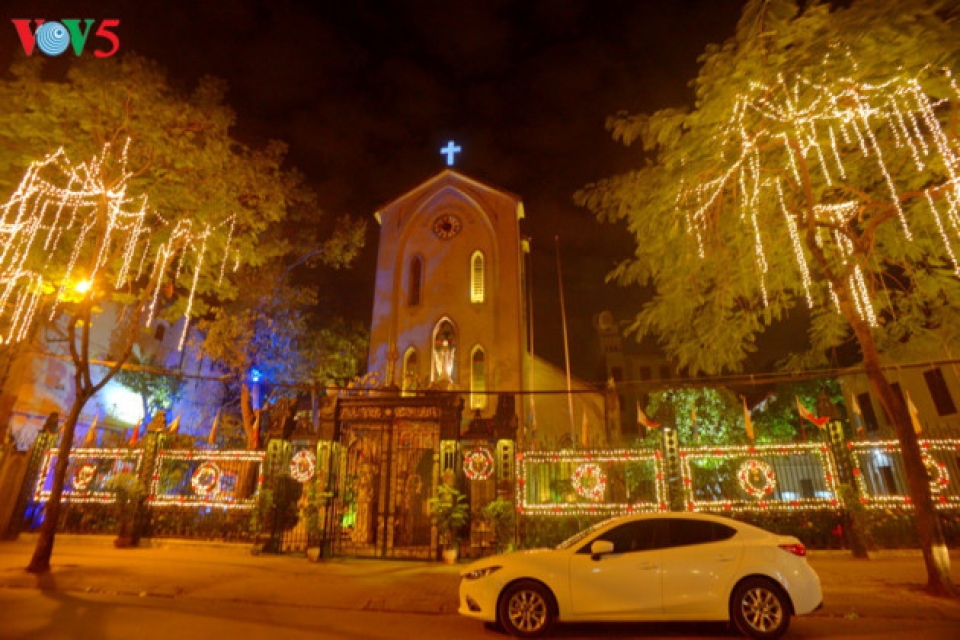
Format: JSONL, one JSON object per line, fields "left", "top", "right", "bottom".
{"left": 796, "top": 397, "right": 830, "bottom": 428}
{"left": 82, "top": 414, "right": 99, "bottom": 447}
{"left": 637, "top": 401, "right": 661, "bottom": 430}
{"left": 906, "top": 391, "right": 922, "bottom": 435}
{"left": 742, "top": 395, "right": 755, "bottom": 442}
{"left": 167, "top": 413, "right": 181, "bottom": 435}
{"left": 208, "top": 408, "right": 221, "bottom": 445}
{"left": 129, "top": 418, "right": 141, "bottom": 447}
{"left": 849, "top": 394, "right": 864, "bottom": 435}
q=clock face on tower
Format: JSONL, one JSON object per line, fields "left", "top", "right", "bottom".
{"left": 432, "top": 213, "right": 462, "bottom": 240}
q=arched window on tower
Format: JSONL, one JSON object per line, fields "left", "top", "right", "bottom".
{"left": 402, "top": 348, "right": 419, "bottom": 396}
{"left": 408, "top": 256, "right": 423, "bottom": 306}
{"left": 470, "top": 251, "right": 485, "bottom": 303}
{"left": 470, "top": 346, "right": 487, "bottom": 410}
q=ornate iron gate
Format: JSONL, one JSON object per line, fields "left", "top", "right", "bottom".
{"left": 334, "top": 399, "right": 454, "bottom": 559}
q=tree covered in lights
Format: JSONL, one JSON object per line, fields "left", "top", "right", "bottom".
{"left": 578, "top": 0, "right": 960, "bottom": 596}
{"left": 0, "top": 55, "right": 317, "bottom": 573}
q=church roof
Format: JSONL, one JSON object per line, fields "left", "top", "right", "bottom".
{"left": 373, "top": 168, "right": 523, "bottom": 221}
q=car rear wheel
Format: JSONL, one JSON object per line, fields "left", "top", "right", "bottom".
{"left": 498, "top": 580, "right": 555, "bottom": 637}
{"left": 730, "top": 577, "right": 791, "bottom": 639}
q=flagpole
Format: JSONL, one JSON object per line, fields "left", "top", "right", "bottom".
{"left": 526, "top": 236, "right": 536, "bottom": 448}
{"left": 555, "top": 236, "right": 576, "bottom": 447}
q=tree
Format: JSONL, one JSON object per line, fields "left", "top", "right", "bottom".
{"left": 0, "top": 54, "right": 304, "bottom": 573}
{"left": 645, "top": 387, "right": 746, "bottom": 446}
{"left": 578, "top": 0, "right": 959, "bottom": 596}
{"left": 195, "top": 231, "right": 366, "bottom": 448}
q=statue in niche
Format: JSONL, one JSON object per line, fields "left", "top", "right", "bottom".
{"left": 433, "top": 339, "right": 456, "bottom": 381}
{"left": 352, "top": 459, "right": 376, "bottom": 543}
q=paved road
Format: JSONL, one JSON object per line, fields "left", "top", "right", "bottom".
{"left": 1, "top": 535, "right": 959, "bottom": 639}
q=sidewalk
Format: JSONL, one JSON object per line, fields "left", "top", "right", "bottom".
{"left": 1, "top": 535, "right": 959, "bottom": 623}
{"left": 0, "top": 535, "right": 462, "bottom": 615}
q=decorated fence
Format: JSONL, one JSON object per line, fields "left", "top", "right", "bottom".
{"left": 516, "top": 440, "right": 959, "bottom": 516}
{"left": 848, "top": 439, "right": 960, "bottom": 509}
{"left": 34, "top": 447, "right": 144, "bottom": 504}
{"left": 148, "top": 450, "right": 265, "bottom": 509}
{"left": 515, "top": 449, "right": 667, "bottom": 516}
{"left": 679, "top": 443, "right": 840, "bottom": 514}
{"left": 22, "top": 434, "right": 960, "bottom": 551}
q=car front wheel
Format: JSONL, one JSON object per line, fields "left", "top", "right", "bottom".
{"left": 730, "top": 577, "right": 791, "bottom": 639}
{"left": 498, "top": 580, "right": 555, "bottom": 637}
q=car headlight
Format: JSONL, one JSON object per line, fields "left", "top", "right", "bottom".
{"left": 462, "top": 565, "right": 502, "bottom": 580}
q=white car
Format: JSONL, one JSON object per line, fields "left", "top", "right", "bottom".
{"left": 458, "top": 512, "right": 822, "bottom": 638}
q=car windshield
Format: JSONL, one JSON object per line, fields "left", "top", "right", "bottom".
{"left": 555, "top": 518, "right": 615, "bottom": 550}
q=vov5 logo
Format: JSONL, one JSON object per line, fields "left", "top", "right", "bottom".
{"left": 12, "top": 19, "right": 120, "bottom": 58}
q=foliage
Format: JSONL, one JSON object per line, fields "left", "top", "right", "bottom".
{"left": 112, "top": 344, "right": 183, "bottom": 424}
{"left": 518, "top": 515, "right": 607, "bottom": 550}
{"left": 250, "top": 488, "right": 275, "bottom": 540}
{"left": 302, "top": 480, "right": 333, "bottom": 545}
{"left": 481, "top": 497, "right": 517, "bottom": 553}
{"left": 645, "top": 387, "right": 746, "bottom": 445}
{"left": 753, "top": 378, "right": 845, "bottom": 441}
{"left": 104, "top": 471, "right": 145, "bottom": 512}
{"left": 306, "top": 317, "right": 370, "bottom": 387}
{"left": 429, "top": 484, "right": 470, "bottom": 547}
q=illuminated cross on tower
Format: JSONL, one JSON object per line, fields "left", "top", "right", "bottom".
{"left": 440, "top": 140, "right": 461, "bottom": 166}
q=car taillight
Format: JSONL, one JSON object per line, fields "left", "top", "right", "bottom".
{"left": 779, "top": 543, "right": 807, "bottom": 557}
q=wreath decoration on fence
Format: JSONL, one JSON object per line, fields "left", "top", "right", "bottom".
{"left": 572, "top": 463, "right": 607, "bottom": 502}
{"left": 72, "top": 463, "right": 97, "bottom": 492}
{"left": 191, "top": 461, "right": 221, "bottom": 497}
{"left": 290, "top": 450, "right": 317, "bottom": 483}
{"left": 924, "top": 455, "right": 950, "bottom": 493}
{"left": 737, "top": 459, "right": 777, "bottom": 499}
{"left": 464, "top": 447, "right": 494, "bottom": 481}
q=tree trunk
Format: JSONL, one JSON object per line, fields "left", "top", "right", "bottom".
{"left": 26, "top": 395, "right": 89, "bottom": 573}
{"left": 850, "top": 315, "right": 957, "bottom": 597}
{"left": 240, "top": 383, "right": 255, "bottom": 448}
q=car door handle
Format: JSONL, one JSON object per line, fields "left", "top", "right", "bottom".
{"left": 637, "top": 562, "right": 660, "bottom": 570}
{"left": 716, "top": 555, "right": 735, "bottom": 562}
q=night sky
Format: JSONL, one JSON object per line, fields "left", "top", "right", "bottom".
{"left": 1, "top": 0, "right": 751, "bottom": 380}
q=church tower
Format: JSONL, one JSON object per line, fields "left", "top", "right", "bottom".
{"left": 368, "top": 167, "right": 528, "bottom": 419}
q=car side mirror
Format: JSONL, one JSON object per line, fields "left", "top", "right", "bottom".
{"left": 590, "top": 540, "right": 614, "bottom": 560}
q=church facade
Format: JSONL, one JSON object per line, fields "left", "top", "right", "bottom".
{"left": 367, "top": 168, "right": 529, "bottom": 416}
